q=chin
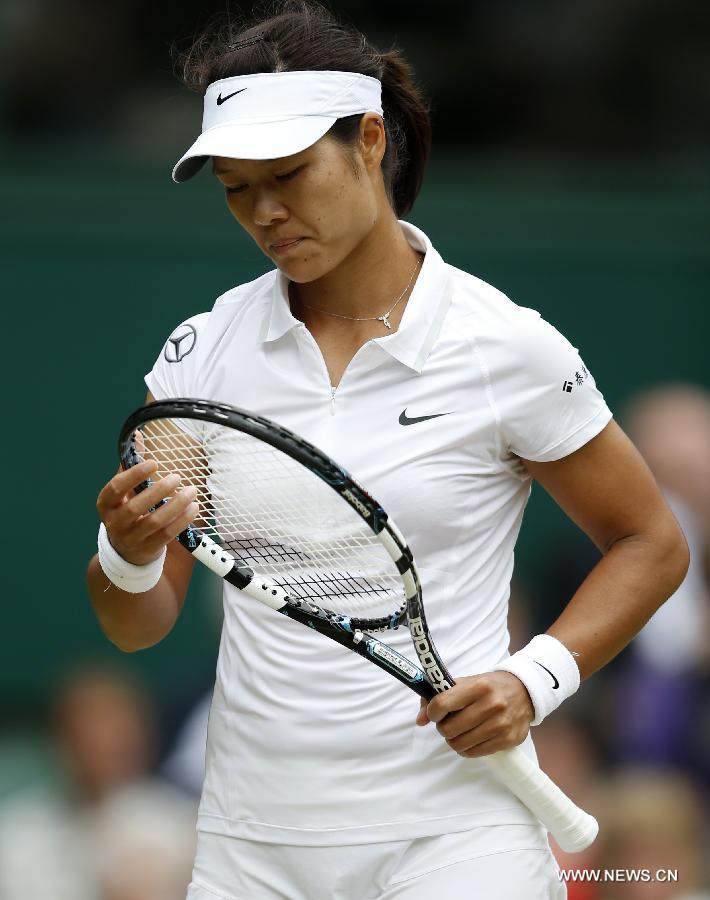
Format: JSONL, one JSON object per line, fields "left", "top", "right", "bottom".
{"left": 276, "top": 257, "right": 330, "bottom": 284}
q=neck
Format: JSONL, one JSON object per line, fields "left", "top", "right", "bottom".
{"left": 289, "top": 218, "right": 423, "bottom": 322}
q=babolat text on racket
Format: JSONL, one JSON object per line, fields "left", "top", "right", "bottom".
{"left": 118, "top": 398, "right": 598, "bottom": 852}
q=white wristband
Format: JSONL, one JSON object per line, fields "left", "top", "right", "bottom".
{"left": 97, "top": 522, "right": 166, "bottom": 594}
{"left": 493, "top": 634, "right": 581, "bottom": 726}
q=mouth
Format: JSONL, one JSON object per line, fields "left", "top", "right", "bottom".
{"left": 270, "top": 238, "right": 305, "bottom": 255}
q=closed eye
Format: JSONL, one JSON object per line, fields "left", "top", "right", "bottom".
{"left": 225, "top": 167, "right": 302, "bottom": 195}
{"left": 277, "top": 167, "right": 301, "bottom": 183}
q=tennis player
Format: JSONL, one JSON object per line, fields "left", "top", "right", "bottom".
{"left": 87, "top": 3, "right": 689, "bottom": 898}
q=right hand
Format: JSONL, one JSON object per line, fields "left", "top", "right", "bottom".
{"left": 97, "top": 462, "right": 199, "bottom": 566}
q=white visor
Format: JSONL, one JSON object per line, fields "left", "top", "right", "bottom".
{"left": 172, "top": 70, "right": 383, "bottom": 183}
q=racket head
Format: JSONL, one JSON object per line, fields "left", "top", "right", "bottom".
{"left": 118, "top": 398, "right": 419, "bottom": 632}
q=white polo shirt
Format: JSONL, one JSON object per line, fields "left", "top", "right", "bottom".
{"left": 146, "top": 220, "right": 612, "bottom": 846}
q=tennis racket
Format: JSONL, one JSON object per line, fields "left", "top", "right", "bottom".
{"left": 118, "top": 397, "right": 598, "bottom": 852}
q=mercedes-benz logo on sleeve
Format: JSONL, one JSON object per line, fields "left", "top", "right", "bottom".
{"left": 164, "top": 324, "right": 197, "bottom": 363}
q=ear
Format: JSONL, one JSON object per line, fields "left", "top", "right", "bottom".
{"left": 358, "top": 112, "right": 386, "bottom": 171}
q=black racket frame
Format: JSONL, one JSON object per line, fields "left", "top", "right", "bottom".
{"left": 119, "top": 398, "right": 455, "bottom": 700}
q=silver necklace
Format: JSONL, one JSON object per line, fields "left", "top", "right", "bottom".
{"left": 297, "top": 254, "right": 423, "bottom": 330}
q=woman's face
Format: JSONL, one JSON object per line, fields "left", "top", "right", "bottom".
{"left": 212, "top": 115, "right": 386, "bottom": 283}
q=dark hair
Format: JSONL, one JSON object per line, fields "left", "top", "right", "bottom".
{"left": 175, "top": 1, "right": 431, "bottom": 217}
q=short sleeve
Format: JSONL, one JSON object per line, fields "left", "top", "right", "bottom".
{"left": 497, "top": 307, "right": 613, "bottom": 462}
{"left": 145, "top": 313, "right": 210, "bottom": 400}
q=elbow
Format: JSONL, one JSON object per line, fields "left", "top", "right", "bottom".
{"left": 101, "top": 624, "right": 172, "bottom": 654}
{"left": 670, "top": 531, "right": 691, "bottom": 593}
{"left": 654, "top": 515, "right": 691, "bottom": 601}
{"left": 110, "top": 632, "right": 169, "bottom": 653}
{"left": 104, "top": 631, "right": 147, "bottom": 653}
{"left": 112, "top": 640, "right": 146, "bottom": 654}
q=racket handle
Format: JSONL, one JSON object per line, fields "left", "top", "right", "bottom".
{"left": 483, "top": 746, "right": 598, "bottom": 852}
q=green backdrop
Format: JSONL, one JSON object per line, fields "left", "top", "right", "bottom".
{"left": 2, "top": 151, "right": 707, "bottom": 714}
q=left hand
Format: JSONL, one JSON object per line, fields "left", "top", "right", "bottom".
{"left": 415, "top": 672, "right": 535, "bottom": 758}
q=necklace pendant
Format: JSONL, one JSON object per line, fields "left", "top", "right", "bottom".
{"left": 378, "top": 313, "right": 392, "bottom": 329}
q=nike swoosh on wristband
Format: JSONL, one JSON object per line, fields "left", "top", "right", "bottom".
{"left": 398, "top": 409, "right": 451, "bottom": 426}
{"left": 533, "top": 661, "right": 560, "bottom": 689}
{"left": 216, "top": 88, "right": 247, "bottom": 105}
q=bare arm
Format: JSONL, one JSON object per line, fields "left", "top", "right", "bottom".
{"left": 422, "top": 419, "right": 690, "bottom": 758}
{"left": 87, "top": 539, "right": 195, "bottom": 652}
{"left": 522, "top": 419, "right": 690, "bottom": 679}
{"left": 87, "top": 391, "right": 197, "bottom": 652}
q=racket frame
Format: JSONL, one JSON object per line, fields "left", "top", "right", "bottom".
{"left": 118, "top": 397, "right": 598, "bottom": 852}
{"left": 119, "top": 398, "right": 452, "bottom": 694}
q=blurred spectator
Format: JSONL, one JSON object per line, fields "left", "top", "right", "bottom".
{"left": 624, "top": 384, "right": 710, "bottom": 578}
{"left": 597, "top": 767, "right": 710, "bottom": 899}
{"left": 95, "top": 784, "right": 195, "bottom": 900}
{"left": 608, "top": 386, "right": 710, "bottom": 780}
{"left": 0, "top": 664, "right": 196, "bottom": 900}
{"left": 161, "top": 691, "right": 211, "bottom": 797}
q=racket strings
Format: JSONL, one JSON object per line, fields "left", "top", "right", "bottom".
{"left": 131, "top": 417, "right": 406, "bottom": 619}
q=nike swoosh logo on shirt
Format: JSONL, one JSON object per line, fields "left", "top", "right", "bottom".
{"left": 398, "top": 409, "right": 451, "bottom": 426}
{"left": 533, "top": 661, "right": 560, "bottom": 689}
{"left": 216, "top": 89, "right": 247, "bottom": 105}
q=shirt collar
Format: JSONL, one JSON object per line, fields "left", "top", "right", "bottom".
{"left": 258, "top": 220, "right": 453, "bottom": 373}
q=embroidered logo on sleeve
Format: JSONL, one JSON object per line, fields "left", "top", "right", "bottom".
{"left": 562, "top": 365, "right": 589, "bottom": 393}
{"left": 164, "top": 324, "right": 197, "bottom": 363}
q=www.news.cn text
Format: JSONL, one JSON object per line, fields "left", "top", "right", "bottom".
{"left": 558, "top": 869, "right": 679, "bottom": 883}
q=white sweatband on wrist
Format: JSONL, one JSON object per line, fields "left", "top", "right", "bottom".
{"left": 493, "top": 634, "right": 581, "bottom": 726}
{"left": 97, "top": 522, "right": 166, "bottom": 594}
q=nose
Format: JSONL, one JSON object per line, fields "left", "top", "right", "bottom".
{"left": 252, "top": 191, "right": 289, "bottom": 228}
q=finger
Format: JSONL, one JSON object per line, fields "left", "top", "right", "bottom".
{"left": 119, "top": 473, "right": 184, "bottom": 521}
{"left": 110, "top": 489, "right": 199, "bottom": 564}
{"left": 436, "top": 707, "right": 483, "bottom": 740}
{"left": 426, "top": 678, "right": 490, "bottom": 723}
{"left": 415, "top": 698, "right": 430, "bottom": 726}
{"left": 133, "top": 498, "right": 200, "bottom": 559}
{"left": 98, "top": 461, "right": 158, "bottom": 510}
{"left": 459, "top": 732, "right": 526, "bottom": 758}
{"left": 132, "top": 486, "right": 199, "bottom": 541}
{"left": 112, "top": 481, "right": 192, "bottom": 545}
{"left": 105, "top": 474, "right": 183, "bottom": 541}
{"left": 445, "top": 708, "right": 529, "bottom": 755}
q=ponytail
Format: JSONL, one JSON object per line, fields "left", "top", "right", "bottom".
{"left": 378, "top": 49, "right": 432, "bottom": 216}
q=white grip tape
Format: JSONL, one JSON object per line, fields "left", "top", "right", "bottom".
{"left": 191, "top": 533, "right": 236, "bottom": 577}
{"left": 240, "top": 578, "right": 290, "bottom": 611}
{"left": 481, "top": 747, "right": 598, "bottom": 852}
{"left": 190, "top": 533, "right": 288, "bottom": 610}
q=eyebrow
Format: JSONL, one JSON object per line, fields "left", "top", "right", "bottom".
{"left": 212, "top": 165, "right": 272, "bottom": 179}
{"left": 212, "top": 164, "right": 237, "bottom": 177}
{"left": 212, "top": 153, "right": 306, "bottom": 177}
